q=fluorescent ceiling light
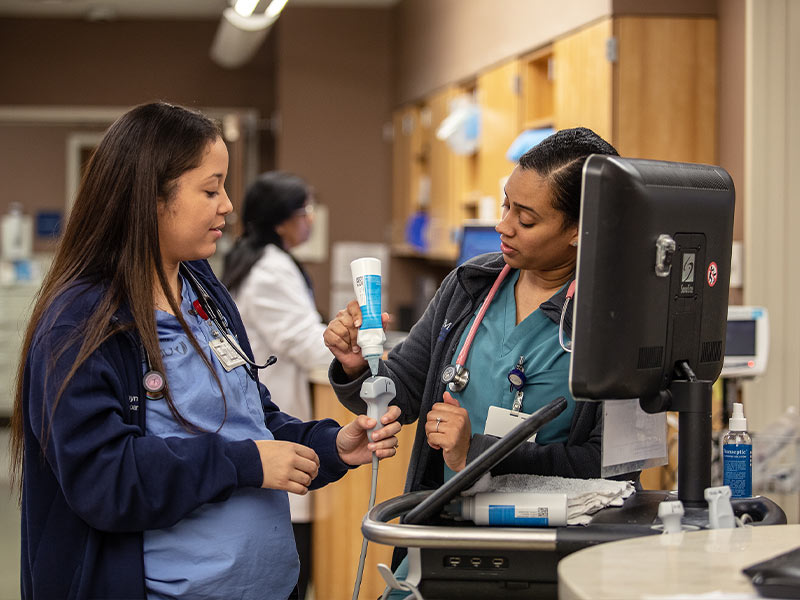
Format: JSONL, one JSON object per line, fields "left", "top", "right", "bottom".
{"left": 265, "top": 0, "right": 289, "bottom": 19}
{"left": 233, "top": 0, "right": 260, "bottom": 18}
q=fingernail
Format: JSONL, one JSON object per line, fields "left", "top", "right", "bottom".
{"left": 355, "top": 320, "right": 362, "bottom": 327}
{"left": 353, "top": 346, "right": 361, "bottom": 353}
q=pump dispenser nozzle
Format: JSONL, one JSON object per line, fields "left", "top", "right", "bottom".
{"left": 729, "top": 402, "right": 747, "bottom": 431}
{"left": 366, "top": 356, "right": 379, "bottom": 376}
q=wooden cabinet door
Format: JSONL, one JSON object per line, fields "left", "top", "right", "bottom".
{"left": 476, "top": 58, "right": 521, "bottom": 215}
{"left": 614, "top": 16, "right": 717, "bottom": 163}
{"left": 426, "top": 86, "right": 466, "bottom": 260}
{"left": 553, "top": 17, "right": 613, "bottom": 143}
{"left": 391, "top": 105, "right": 423, "bottom": 246}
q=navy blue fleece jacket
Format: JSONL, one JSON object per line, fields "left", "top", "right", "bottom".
{"left": 19, "top": 259, "right": 348, "bottom": 599}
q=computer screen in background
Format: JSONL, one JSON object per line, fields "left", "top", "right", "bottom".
{"left": 458, "top": 224, "right": 501, "bottom": 265}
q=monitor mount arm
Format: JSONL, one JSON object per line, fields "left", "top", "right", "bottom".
{"left": 640, "top": 361, "right": 712, "bottom": 506}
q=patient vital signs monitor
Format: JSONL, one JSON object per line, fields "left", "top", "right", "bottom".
{"left": 722, "top": 306, "right": 769, "bottom": 378}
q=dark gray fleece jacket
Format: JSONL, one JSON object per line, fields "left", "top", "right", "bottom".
{"left": 329, "top": 252, "right": 616, "bottom": 494}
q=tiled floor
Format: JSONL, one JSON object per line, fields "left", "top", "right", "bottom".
{"left": 0, "top": 427, "right": 21, "bottom": 600}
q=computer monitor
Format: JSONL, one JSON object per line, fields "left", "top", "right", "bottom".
{"left": 458, "top": 223, "right": 501, "bottom": 265}
{"left": 721, "top": 306, "right": 769, "bottom": 378}
{"left": 569, "top": 155, "right": 735, "bottom": 503}
{"left": 570, "top": 155, "right": 734, "bottom": 399}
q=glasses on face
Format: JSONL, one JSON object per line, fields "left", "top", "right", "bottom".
{"left": 291, "top": 203, "right": 315, "bottom": 219}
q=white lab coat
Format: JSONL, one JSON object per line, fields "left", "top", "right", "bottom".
{"left": 232, "top": 243, "right": 333, "bottom": 522}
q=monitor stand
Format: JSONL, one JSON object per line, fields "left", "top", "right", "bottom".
{"left": 639, "top": 361, "right": 712, "bottom": 506}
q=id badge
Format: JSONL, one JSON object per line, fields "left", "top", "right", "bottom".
{"left": 484, "top": 405, "right": 537, "bottom": 442}
{"left": 209, "top": 336, "right": 247, "bottom": 371}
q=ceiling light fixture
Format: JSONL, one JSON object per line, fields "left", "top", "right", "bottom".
{"left": 265, "top": 0, "right": 289, "bottom": 19}
{"left": 210, "top": 0, "right": 290, "bottom": 69}
{"left": 233, "top": 0, "right": 260, "bottom": 18}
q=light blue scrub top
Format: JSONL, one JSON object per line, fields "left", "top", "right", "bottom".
{"left": 143, "top": 275, "right": 298, "bottom": 600}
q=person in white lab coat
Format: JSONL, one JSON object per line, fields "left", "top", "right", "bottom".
{"left": 222, "top": 171, "right": 331, "bottom": 600}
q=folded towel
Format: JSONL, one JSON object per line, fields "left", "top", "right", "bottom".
{"left": 462, "top": 473, "right": 635, "bottom": 525}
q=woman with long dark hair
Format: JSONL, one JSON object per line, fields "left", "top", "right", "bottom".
{"left": 9, "top": 102, "right": 400, "bottom": 600}
{"left": 222, "top": 172, "right": 332, "bottom": 599}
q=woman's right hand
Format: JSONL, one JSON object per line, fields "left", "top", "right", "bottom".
{"left": 254, "top": 440, "right": 320, "bottom": 495}
{"left": 323, "top": 300, "right": 390, "bottom": 380}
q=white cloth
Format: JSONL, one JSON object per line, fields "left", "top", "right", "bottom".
{"left": 462, "top": 472, "right": 635, "bottom": 525}
{"left": 233, "top": 244, "right": 333, "bottom": 522}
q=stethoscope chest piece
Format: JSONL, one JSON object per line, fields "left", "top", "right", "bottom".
{"left": 143, "top": 369, "right": 165, "bottom": 400}
{"left": 441, "top": 363, "right": 469, "bottom": 393}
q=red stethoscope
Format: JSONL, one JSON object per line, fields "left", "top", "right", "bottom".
{"left": 440, "top": 265, "right": 576, "bottom": 393}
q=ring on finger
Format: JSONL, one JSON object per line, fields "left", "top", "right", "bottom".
{"left": 435, "top": 417, "right": 441, "bottom": 433}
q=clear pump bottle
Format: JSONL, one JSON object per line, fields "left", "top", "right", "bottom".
{"left": 722, "top": 402, "right": 752, "bottom": 498}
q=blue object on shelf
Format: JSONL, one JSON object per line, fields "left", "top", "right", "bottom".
{"left": 405, "top": 211, "right": 429, "bottom": 251}
{"left": 36, "top": 211, "right": 62, "bottom": 238}
{"left": 506, "top": 128, "right": 556, "bottom": 162}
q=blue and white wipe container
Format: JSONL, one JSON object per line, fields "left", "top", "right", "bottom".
{"left": 723, "top": 402, "right": 752, "bottom": 498}
{"left": 458, "top": 492, "right": 568, "bottom": 527}
{"left": 351, "top": 257, "right": 385, "bottom": 375}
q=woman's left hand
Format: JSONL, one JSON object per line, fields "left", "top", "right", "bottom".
{"left": 336, "top": 405, "right": 402, "bottom": 466}
{"left": 426, "top": 392, "right": 471, "bottom": 472}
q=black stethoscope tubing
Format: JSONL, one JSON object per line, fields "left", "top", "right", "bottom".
{"left": 142, "top": 264, "right": 277, "bottom": 397}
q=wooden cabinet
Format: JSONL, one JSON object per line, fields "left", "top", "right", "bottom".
{"left": 391, "top": 105, "right": 424, "bottom": 247}
{"left": 425, "top": 87, "right": 469, "bottom": 261}
{"left": 474, "top": 58, "right": 521, "bottom": 220}
{"left": 546, "top": 16, "right": 716, "bottom": 164}
{"left": 390, "top": 15, "right": 718, "bottom": 265}
{"left": 552, "top": 18, "right": 613, "bottom": 142}
{"left": 613, "top": 16, "right": 716, "bottom": 163}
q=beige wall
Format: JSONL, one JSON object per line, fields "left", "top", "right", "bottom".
{"left": 276, "top": 7, "right": 393, "bottom": 318}
{"left": 394, "top": 0, "right": 612, "bottom": 104}
{"left": 0, "top": 18, "right": 275, "bottom": 110}
{"left": 393, "top": 0, "right": 718, "bottom": 105}
{"left": 0, "top": 16, "right": 277, "bottom": 251}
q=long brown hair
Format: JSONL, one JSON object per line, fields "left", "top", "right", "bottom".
{"left": 9, "top": 102, "right": 224, "bottom": 496}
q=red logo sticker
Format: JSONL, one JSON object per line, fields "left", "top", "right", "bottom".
{"left": 707, "top": 262, "right": 718, "bottom": 287}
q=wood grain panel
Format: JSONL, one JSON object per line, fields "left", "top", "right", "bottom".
{"left": 521, "top": 45, "right": 555, "bottom": 129}
{"left": 312, "top": 383, "right": 416, "bottom": 599}
{"left": 392, "top": 106, "right": 423, "bottom": 245}
{"left": 615, "top": 17, "right": 717, "bottom": 163}
{"left": 476, "top": 59, "right": 521, "bottom": 213}
{"left": 553, "top": 18, "right": 613, "bottom": 142}
{"left": 426, "top": 87, "right": 467, "bottom": 260}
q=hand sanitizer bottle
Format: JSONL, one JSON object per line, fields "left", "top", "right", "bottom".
{"left": 722, "top": 402, "right": 752, "bottom": 498}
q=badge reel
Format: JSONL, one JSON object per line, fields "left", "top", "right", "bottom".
{"left": 484, "top": 356, "right": 537, "bottom": 442}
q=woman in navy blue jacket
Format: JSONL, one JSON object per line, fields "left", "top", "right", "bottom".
{"left": 8, "top": 102, "right": 401, "bottom": 600}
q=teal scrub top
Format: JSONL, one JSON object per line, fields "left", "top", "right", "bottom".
{"left": 445, "top": 269, "right": 575, "bottom": 480}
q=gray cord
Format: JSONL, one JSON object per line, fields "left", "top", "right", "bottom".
{"left": 352, "top": 453, "right": 380, "bottom": 600}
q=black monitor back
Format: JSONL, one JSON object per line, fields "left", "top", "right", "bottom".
{"left": 570, "top": 155, "right": 735, "bottom": 400}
